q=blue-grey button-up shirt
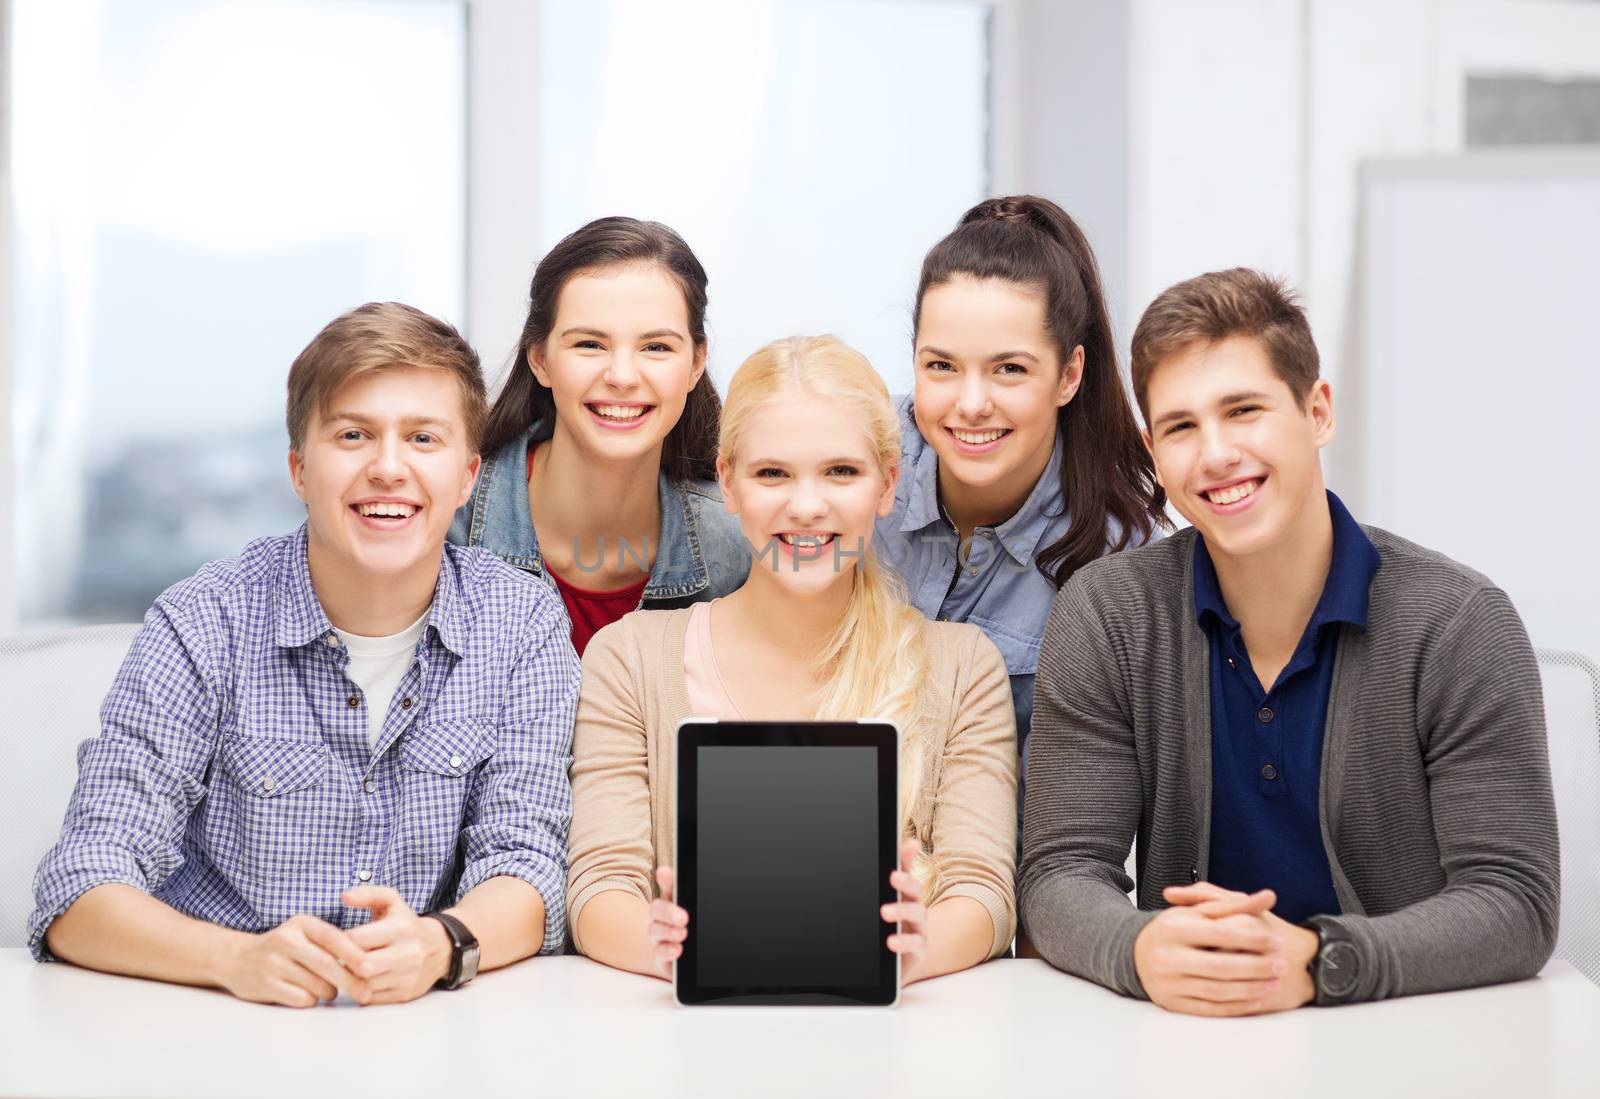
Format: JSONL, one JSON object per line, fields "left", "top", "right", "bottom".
{"left": 449, "top": 425, "right": 750, "bottom": 607}
{"left": 876, "top": 397, "right": 1146, "bottom": 752}
{"left": 28, "top": 527, "right": 580, "bottom": 960}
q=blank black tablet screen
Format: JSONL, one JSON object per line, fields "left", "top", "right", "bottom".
{"left": 694, "top": 745, "right": 878, "bottom": 987}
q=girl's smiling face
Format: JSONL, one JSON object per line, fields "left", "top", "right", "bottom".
{"left": 531, "top": 262, "right": 705, "bottom": 462}
{"left": 912, "top": 275, "right": 1082, "bottom": 515}
{"left": 718, "top": 392, "right": 898, "bottom": 597}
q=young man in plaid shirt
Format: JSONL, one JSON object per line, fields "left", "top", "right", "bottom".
{"left": 29, "top": 303, "right": 579, "bottom": 1006}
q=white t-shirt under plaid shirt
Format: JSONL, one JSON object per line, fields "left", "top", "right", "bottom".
{"left": 28, "top": 525, "right": 581, "bottom": 959}
{"left": 335, "top": 609, "right": 431, "bottom": 751}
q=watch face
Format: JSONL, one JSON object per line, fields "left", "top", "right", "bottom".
{"left": 460, "top": 942, "right": 481, "bottom": 984}
{"left": 1320, "top": 940, "right": 1360, "bottom": 999}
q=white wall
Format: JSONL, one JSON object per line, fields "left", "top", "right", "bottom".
{"left": 464, "top": 0, "right": 543, "bottom": 380}
{"left": 1000, "top": 0, "right": 1600, "bottom": 354}
{"left": 990, "top": 0, "right": 1135, "bottom": 340}
{"left": 0, "top": 0, "right": 15, "bottom": 631}
{"left": 1130, "top": 0, "right": 1305, "bottom": 316}
{"left": 1356, "top": 152, "right": 1600, "bottom": 656}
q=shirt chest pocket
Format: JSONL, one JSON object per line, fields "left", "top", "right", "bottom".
{"left": 395, "top": 718, "right": 498, "bottom": 867}
{"left": 967, "top": 615, "right": 1041, "bottom": 678}
{"left": 213, "top": 738, "right": 333, "bottom": 883}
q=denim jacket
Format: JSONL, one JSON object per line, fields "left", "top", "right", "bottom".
{"left": 449, "top": 425, "right": 750, "bottom": 608}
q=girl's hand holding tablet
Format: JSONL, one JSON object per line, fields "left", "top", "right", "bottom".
{"left": 646, "top": 838, "right": 931, "bottom": 985}
{"left": 648, "top": 866, "right": 688, "bottom": 978}
{"left": 884, "top": 837, "right": 930, "bottom": 986}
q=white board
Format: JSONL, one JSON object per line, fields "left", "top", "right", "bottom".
{"left": 1350, "top": 151, "right": 1600, "bottom": 659}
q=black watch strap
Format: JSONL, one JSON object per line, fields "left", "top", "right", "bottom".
{"left": 1304, "top": 915, "right": 1361, "bottom": 1006}
{"left": 424, "top": 911, "right": 480, "bottom": 990}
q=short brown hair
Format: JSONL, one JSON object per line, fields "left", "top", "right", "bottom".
{"left": 285, "top": 302, "right": 486, "bottom": 452}
{"left": 1130, "top": 268, "right": 1319, "bottom": 423}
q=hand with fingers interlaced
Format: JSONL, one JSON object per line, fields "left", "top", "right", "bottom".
{"left": 216, "top": 914, "right": 372, "bottom": 1008}
{"left": 1133, "top": 882, "right": 1318, "bottom": 1016}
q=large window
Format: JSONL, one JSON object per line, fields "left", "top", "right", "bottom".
{"left": 6, "top": 0, "right": 989, "bottom": 626}
{"left": 8, "top": 0, "right": 466, "bottom": 624}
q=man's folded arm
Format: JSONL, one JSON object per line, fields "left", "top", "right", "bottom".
{"left": 1020, "top": 578, "right": 1157, "bottom": 999}
{"left": 1317, "top": 586, "right": 1562, "bottom": 1003}
{"left": 32, "top": 599, "right": 222, "bottom": 965}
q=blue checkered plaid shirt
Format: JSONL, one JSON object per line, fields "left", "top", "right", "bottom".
{"left": 28, "top": 526, "right": 579, "bottom": 959}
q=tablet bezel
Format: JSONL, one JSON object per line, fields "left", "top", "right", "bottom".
{"left": 673, "top": 718, "right": 900, "bottom": 1007}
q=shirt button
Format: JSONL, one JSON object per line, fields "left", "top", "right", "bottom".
{"left": 347, "top": 695, "right": 360, "bottom": 708}
{"left": 260, "top": 775, "right": 276, "bottom": 793}
{"left": 1227, "top": 657, "right": 1236, "bottom": 669}
{"left": 936, "top": 613, "right": 949, "bottom": 622}
{"left": 1261, "top": 763, "right": 1279, "bottom": 781}
{"left": 1257, "top": 706, "right": 1274, "bottom": 723}
{"left": 356, "top": 869, "right": 372, "bottom": 882}
{"left": 966, "top": 566, "right": 979, "bottom": 577}
{"left": 363, "top": 779, "right": 377, "bottom": 794}
{"left": 325, "top": 635, "right": 340, "bottom": 648}
{"left": 449, "top": 755, "right": 464, "bottom": 769}
{"left": 401, "top": 697, "right": 414, "bottom": 710}
{"left": 1188, "top": 865, "right": 1200, "bottom": 883}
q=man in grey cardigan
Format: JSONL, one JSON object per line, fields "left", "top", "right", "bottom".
{"left": 1020, "top": 268, "right": 1559, "bottom": 1015}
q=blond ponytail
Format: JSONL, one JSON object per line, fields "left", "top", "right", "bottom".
{"left": 810, "top": 552, "right": 936, "bottom": 892}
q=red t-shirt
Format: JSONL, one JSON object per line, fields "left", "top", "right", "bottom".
{"left": 529, "top": 445, "right": 650, "bottom": 656}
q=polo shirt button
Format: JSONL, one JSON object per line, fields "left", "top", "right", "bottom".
{"left": 1257, "top": 706, "right": 1274, "bottom": 723}
{"left": 1261, "top": 763, "right": 1279, "bottom": 781}
{"left": 347, "top": 695, "right": 360, "bottom": 708}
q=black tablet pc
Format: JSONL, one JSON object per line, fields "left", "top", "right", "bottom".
{"left": 674, "top": 719, "right": 900, "bottom": 1006}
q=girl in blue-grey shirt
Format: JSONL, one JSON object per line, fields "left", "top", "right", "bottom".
{"left": 877, "top": 195, "right": 1168, "bottom": 785}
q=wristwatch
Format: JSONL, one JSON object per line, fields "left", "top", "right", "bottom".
{"left": 424, "top": 911, "right": 480, "bottom": 990}
{"left": 1304, "top": 915, "right": 1361, "bottom": 1006}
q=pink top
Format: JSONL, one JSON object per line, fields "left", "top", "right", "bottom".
{"left": 682, "top": 601, "right": 745, "bottom": 719}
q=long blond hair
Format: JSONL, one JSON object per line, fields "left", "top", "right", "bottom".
{"left": 718, "top": 336, "right": 935, "bottom": 886}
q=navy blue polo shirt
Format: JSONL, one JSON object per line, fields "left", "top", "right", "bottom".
{"left": 1195, "top": 491, "right": 1380, "bottom": 924}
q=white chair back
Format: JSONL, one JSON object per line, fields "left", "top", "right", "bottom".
{"left": 1539, "top": 649, "right": 1600, "bottom": 985}
{"left": 0, "top": 624, "right": 141, "bottom": 948}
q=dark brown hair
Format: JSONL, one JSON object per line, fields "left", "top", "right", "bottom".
{"left": 285, "top": 301, "right": 485, "bottom": 452}
{"left": 1130, "top": 267, "right": 1319, "bottom": 422}
{"left": 913, "top": 195, "right": 1167, "bottom": 589}
{"left": 479, "top": 216, "right": 721, "bottom": 481}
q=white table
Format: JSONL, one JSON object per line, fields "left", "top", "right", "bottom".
{"left": 1, "top": 951, "right": 1597, "bottom": 1098}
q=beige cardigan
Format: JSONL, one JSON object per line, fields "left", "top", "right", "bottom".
{"left": 566, "top": 606, "right": 1019, "bottom": 960}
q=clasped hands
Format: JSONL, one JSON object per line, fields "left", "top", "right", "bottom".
{"left": 1133, "top": 882, "right": 1320, "bottom": 1016}
{"left": 218, "top": 886, "right": 451, "bottom": 1008}
{"left": 648, "top": 837, "right": 933, "bottom": 984}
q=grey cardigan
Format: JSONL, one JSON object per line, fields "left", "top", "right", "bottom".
{"left": 1019, "top": 525, "right": 1560, "bottom": 1004}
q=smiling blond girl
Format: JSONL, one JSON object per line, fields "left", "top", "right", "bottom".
{"left": 566, "top": 335, "right": 1016, "bottom": 984}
